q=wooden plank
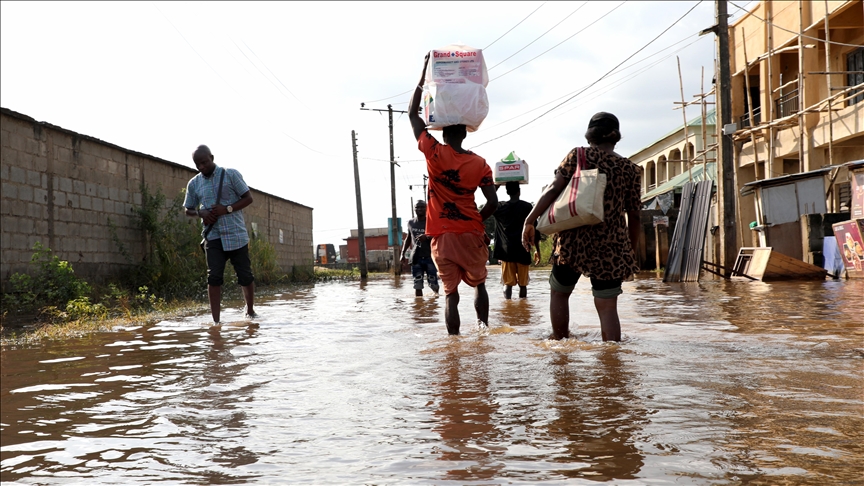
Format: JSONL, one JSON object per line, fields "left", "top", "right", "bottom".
{"left": 740, "top": 247, "right": 829, "bottom": 280}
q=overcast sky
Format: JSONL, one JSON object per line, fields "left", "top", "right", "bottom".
{"left": 1, "top": 1, "right": 756, "bottom": 248}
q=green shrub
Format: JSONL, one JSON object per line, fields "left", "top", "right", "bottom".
{"left": 110, "top": 183, "right": 205, "bottom": 300}
{"left": 249, "top": 235, "right": 283, "bottom": 285}
{"left": 1, "top": 242, "right": 92, "bottom": 314}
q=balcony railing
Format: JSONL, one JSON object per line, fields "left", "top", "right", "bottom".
{"left": 775, "top": 88, "right": 799, "bottom": 119}
{"left": 739, "top": 105, "right": 762, "bottom": 128}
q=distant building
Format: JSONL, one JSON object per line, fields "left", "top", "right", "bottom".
{"left": 343, "top": 227, "right": 395, "bottom": 264}
{"left": 630, "top": 108, "right": 717, "bottom": 203}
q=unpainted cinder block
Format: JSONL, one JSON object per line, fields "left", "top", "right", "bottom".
{"left": 9, "top": 165, "right": 25, "bottom": 184}
{"left": 33, "top": 188, "right": 48, "bottom": 205}
{"left": 18, "top": 185, "right": 33, "bottom": 202}
{"left": 2, "top": 182, "right": 18, "bottom": 201}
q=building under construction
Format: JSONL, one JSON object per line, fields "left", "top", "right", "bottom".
{"left": 728, "top": 0, "right": 863, "bottom": 254}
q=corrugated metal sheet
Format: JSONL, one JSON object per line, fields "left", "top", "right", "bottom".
{"left": 663, "top": 180, "right": 714, "bottom": 282}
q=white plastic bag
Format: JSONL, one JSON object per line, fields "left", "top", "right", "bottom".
{"left": 422, "top": 44, "right": 489, "bottom": 132}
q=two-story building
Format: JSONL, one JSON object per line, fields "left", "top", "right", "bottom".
{"left": 728, "top": 0, "right": 863, "bottom": 245}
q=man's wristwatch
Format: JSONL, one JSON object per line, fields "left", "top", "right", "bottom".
{"left": 227, "top": 205, "right": 233, "bottom": 213}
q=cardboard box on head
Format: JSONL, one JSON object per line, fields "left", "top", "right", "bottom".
{"left": 494, "top": 151, "right": 529, "bottom": 184}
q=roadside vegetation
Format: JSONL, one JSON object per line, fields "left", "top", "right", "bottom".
{"left": 0, "top": 183, "right": 349, "bottom": 344}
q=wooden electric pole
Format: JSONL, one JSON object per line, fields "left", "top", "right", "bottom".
{"left": 352, "top": 130, "right": 368, "bottom": 280}
{"left": 715, "top": 0, "right": 738, "bottom": 275}
{"left": 360, "top": 103, "right": 409, "bottom": 275}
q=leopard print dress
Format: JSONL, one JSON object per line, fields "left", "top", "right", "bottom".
{"left": 552, "top": 146, "right": 642, "bottom": 280}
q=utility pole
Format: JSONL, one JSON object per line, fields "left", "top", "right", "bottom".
{"left": 715, "top": 0, "right": 738, "bottom": 275}
{"left": 360, "top": 103, "right": 409, "bottom": 275}
{"left": 352, "top": 130, "right": 368, "bottom": 280}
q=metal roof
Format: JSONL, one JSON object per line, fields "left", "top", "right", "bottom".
{"left": 641, "top": 163, "right": 717, "bottom": 202}
{"left": 630, "top": 108, "right": 716, "bottom": 158}
{"left": 739, "top": 166, "right": 834, "bottom": 197}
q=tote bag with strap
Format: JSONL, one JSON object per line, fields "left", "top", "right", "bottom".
{"left": 536, "top": 147, "right": 606, "bottom": 235}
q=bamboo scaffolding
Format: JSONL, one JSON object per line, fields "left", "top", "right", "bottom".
{"left": 731, "top": 81, "right": 864, "bottom": 141}
{"left": 677, "top": 57, "right": 693, "bottom": 182}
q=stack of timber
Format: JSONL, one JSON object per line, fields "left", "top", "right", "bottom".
{"left": 731, "top": 247, "right": 827, "bottom": 281}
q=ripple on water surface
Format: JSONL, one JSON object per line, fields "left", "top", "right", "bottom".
{"left": 2, "top": 272, "right": 863, "bottom": 484}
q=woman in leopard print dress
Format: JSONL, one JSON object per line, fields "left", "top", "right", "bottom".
{"left": 522, "top": 112, "right": 641, "bottom": 341}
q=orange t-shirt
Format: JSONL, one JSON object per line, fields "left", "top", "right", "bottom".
{"left": 418, "top": 130, "right": 494, "bottom": 236}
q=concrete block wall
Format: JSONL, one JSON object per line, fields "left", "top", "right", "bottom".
{"left": 1, "top": 108, "right": 313, "bottom": 290}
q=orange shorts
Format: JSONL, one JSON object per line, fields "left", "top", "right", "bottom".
{"left": 431, "top": 231, "right": 489, "bottom": 295}
{"left": 501, "top": 261, "right": 530, "bottom": 287}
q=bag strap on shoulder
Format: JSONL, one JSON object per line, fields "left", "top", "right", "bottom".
{"left": 202, "top": 169, "right": 226, "bottom": 238}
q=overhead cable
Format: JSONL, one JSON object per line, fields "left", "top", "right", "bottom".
{"left": 153, "top": 5, "right": 335, "bottom": 157}
{"left": 477, "top": 32, "right": 700, "bottom": 132}
{"left": 729, "top": 1, "right": 864, "bottom": 48}
{"left": 241, "top": 40, "right": 310, "bottom": 110}
{"left": 361, "top": 2, "right": 547, "bottom": 105}
{"left": 471, "top": 0, "right": 704, "bottom": 148}
{"left": 484, "top": 2, "right": 547, "bottom": 50}
{"left": 490, "top": 1, "right": 627, "bottom": 82}
{"left": 487, "top": 2, "right": 587, "bottom": 71}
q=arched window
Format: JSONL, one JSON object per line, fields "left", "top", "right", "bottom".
{"left": 646, "top": 160, "right": 656, "bottom": 190}
{"left": 669, "top": 149, "right": 681, "bottom": 178}
{"left": 657, "top": 155, "right": 667, "bottom": 184}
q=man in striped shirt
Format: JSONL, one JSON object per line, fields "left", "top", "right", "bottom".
{"left": 184, "top": 145, "right": 256, "bottom": 324}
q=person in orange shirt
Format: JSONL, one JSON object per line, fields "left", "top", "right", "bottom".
{"left": 409, "top": 53, "right": 498, "bottom": 335}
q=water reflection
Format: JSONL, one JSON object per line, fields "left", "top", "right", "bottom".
{"left": 431, "top": 340, "right": 505, "bottom": 481}
{"left": 546, "top": 349, "right": 646, "bottom": 481}
{"left": 2, "top": 274, "right": 862, "bottom": 484}
{"left": 410, "top": 295, "right": 441, "bottom": 325}
{"left": 0, "top": 322, "right": 266, "bottom": 483}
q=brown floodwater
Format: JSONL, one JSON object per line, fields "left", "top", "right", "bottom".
{"left": 2, "top": 268, "right": 863, "bottom": 485}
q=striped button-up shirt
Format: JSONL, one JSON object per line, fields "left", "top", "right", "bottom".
{"left": 184, "top": 166, "right": 250, "bottom": 251}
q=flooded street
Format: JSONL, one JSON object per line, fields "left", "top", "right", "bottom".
{"left": 2, "top": 268, "right": 863, "bottom": 485}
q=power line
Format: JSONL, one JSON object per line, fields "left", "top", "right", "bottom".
{"left": 476, "top": 32, "right": 701, "bottom": 133}
{"left": 488, "top": 2, "right": 588, "bottom": 71}
{"left": 484, "top": 2, "right": 547, "bottom": 50}
{"left": 360, "top": 2, "right": 547, "bottom": 105}
{"left": 490, "top": 1, "right": 627, "bottom": 82}
{"left": 152, "top": 4, "right": 335, "bottom": 157}
{"left": 471, "top": 0, "right": 704, "bottom": 148}
{"left": 153, "top": 4, "right": 240, "bottom": 98}
{"left": 241, "top": 40, "right": 310, "bottom": 110}
{"left": 549, "top": 37, "right": 708, "bottom": 122}
{"left": 728, "top": 1, "right": 864, "bottom": 48}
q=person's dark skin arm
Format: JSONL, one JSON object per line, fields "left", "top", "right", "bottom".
{"left": 187, "top": 190, "right": 254, "bottom": 226}
{"left": 210, "top": 190, "right": 253, "bottom": 217}
{"left": 400, "top": 232, "right": 413, "bottom": 264}
{"left": 479, "top": 185, "right": 498, "bottom": 221}
{"left": 521, "top": 172, "right": 569, "bottom": 252}
{"left": 408, "top": 53, "right": 430, "bottom": 141}
{"left": 185, "top": 206, "right": 218, "bottom": 226}
{"left": 533, "top": 225, "right": 542, "bottom": 265}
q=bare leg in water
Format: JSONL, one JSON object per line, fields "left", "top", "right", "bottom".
{"left": 445, "top": 292, "right": 460, "bottom": 335}
{"left": 550, "top": 288, "right": 571, "bottom": 339}
{"left": 445, "top": 283, "right": 489, "bottom": 335}
{"left": 594, "top": 296, "right": 621, "bottom": 342}
{"left": 208, "top": 285, "right": 222, "bottom": 324}
{"left": 475, "top": 283, "right": 489, "bottom": 327}
{"left": 242, "top": 283, "right": 256, "bottom": 317}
